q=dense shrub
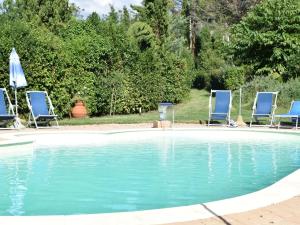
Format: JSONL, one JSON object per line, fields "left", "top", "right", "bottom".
{"left": 223, "top": 66, "right": 245, "bottom": 90}
{"left": 237, "top": 76, "right": 300, "bottom": 108}
{"left": 0, "top": 19, "right": 72, "bottom": 117}
{"left": 0, "top": 6, "right": 192, "bottom": 118}
{"left": 193, "top": 25, "right": 230, "bottom": 90}
{"left": 277, "top": 79, "right": 300, "bottom": 107}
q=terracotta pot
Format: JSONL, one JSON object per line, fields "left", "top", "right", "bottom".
{"left": 71, "top": 100, "right": 87, "bottom": 118}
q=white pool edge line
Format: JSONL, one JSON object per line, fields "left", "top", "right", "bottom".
{"left": 0, "top": 128, "right": 300, "bottom": 225}
{"left": 2, "top": 127, "right": 300, "bottom": 149}
{"left": 2, "top": 126, "right": 300, "bottom": 139}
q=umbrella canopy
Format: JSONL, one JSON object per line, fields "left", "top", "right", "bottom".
{"left": 9, "top": 48, "right": 27, "bottom": 122}
{"left": 9, "top": 48, "right": 27, "bottom": 89}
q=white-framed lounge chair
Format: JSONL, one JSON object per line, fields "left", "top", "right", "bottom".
{"left": 0, "top": 88, "right": 16, "bottom": 129}
{"left": 26, "top": 91, "right": 59, "bottom": 129}
{"left": 250, "top": 91, "right": 278, "bottom": 127}
{"left": 274, "top": 101, "right": 300, "bottom": 129}
{"left": 208, "top": 90, "right": 232, "bottom": 126}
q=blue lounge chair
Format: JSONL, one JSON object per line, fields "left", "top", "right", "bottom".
{"left": 250, "top": 92, "right": 278, "bottom": 127}
{"left": 208, "top": 90, "right": 232, "bottom": 126}
{"left": 274, "top": 101, "right": 300, "bottom": 129}
{"left": 26, "top": 91, "right": 59, "bottom": 128}
{"left": 0, "top": 88, "right": 16, "bottom": 128}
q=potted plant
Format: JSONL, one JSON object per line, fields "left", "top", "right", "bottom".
{"left": 71, "top": 88, "right": 88, "bottom": 118}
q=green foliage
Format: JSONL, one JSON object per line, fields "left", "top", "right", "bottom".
{"left": 193, "top": 25, "right": 228, "bottom": 90}
{"left": 240, "top": 76, "right": 300, "bottom": 108}
{"left": 1, "top": 0, "right": 77, "bottom": 32}
{"left": 127, "top": 22, "right": 156, "bottom": 50}
{"left": 285, "top": 51, "right": 300, "bottom": 80}
{"left": 216, "top": 0, "right": 261, "bottom": 24}
{"left": 200, "top": 49, "right": 226, "bottom": 90}
{"left": 0, "top": 19, "right": 72, "bottom": 117}
{"left": 132, "top": 0, "right": 171, "bottom": 42}
{"left": 0, "top": 3, "right": 192, "bottom": 118}
{"left": 230, "top": 0, "right": 300, "bottom": 79}
{"left": 121, "top": 7, "right": 131, "bottom": 29}
{"left": 279, "top": 79, "right": 300, "bottom": 107}
{"left": 177, "top": 0, "right": 261, "bottom": 25}
{"left": 224, "top": 66, "right": 245, "bottom": 90}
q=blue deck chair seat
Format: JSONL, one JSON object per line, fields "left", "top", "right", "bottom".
{"left": 250, "top": 92, "right": 278, "bottom": 127}
{"left": 254, "top": 93, "right": 273, "bottom": 116}
{"left": 26, "top": 91, "right": 59, "bottom": 128}
{"left": 275, "top": 101, "right": 300, "bottom": 129}
{"left": 209, "top": 90, "right": 232, "bottom": 126}
{"left": 0, "top": 88, "right": 16, "bottom": 128}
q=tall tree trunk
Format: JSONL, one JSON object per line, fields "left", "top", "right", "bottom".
{"left": 189, "top": 0, "right": 197, "bottom": 57}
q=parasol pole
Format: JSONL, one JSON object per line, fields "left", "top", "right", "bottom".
{"left": 14, "top": 81, "right": 21, "bottom": 129}
{"left": 14, "top": 83, "right": 18, "bottom": 117}
{"left": 239, "top": 87, "right": 242, "bottom": 115}
{"left": 236, "top": 87, "right": 247, "bottom": 127}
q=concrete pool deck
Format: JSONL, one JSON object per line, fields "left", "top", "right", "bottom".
{"left": 0, "top": 123, "right": 300, "bottom": 225}
{"left": 167, "top": 196, "right": 300, "bottom": 225}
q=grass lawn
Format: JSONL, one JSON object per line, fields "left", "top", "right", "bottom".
{"left": 59, "top": 89, "right": 279, "bottom": 125}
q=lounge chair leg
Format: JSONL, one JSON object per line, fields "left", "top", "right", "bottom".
{"left": 270, "top": 116, "right": 274, "bottom": 127}
{"left": 33, "top": 117, "right": 38, "bottom": 129}
{"left": 27, "top": 113, "right": 32, "bottom": 128}
{"left": 55, "top": 119, "right": 59, "bottom": 128}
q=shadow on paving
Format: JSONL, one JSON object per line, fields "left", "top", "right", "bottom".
{"left": 202, "top": 204, "right": 232, "bottom": 225}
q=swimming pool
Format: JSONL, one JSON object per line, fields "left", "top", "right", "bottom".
{"left": 0, "top": 129, "right": 300, "bottom": 216}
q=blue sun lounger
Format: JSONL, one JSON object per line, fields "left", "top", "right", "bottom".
{"left": 0, "top": 88, "right": 16, "bottom": 129}
{"left": 26, "top": 91, "right": 59, "bottom": 128}
{"left": 208, "top": 90, "right": 232, "bottom": 126}
{"left": 274, "top": 101, "right": 300, "bottom": 129}
{"left": 250, "top": 92, "right": 278, "bottom": 127}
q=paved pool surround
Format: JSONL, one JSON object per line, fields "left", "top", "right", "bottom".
{"left": 0, "top": 125, "right": 300, "bottom": 225}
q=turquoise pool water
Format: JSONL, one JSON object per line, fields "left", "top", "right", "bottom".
{"left": 0, "top": 130, "right": 299, "bottom": 216}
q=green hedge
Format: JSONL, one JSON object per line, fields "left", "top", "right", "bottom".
{"left": 0, "top": 17, "right": 192, "bottom": 118}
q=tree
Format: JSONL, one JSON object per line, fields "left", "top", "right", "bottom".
{"left": 217, "top": 0, "right": 261, "bottom": 24}
{"left": 121, "top": 7, "right": 131, "bottom": 29}
{"left": 133, "top": 0, "right": 171, "bottom": 43}
{"left": 86, "top": 12, "right": 101, "bottom": 28}
{"left": 230, "top": 0, "right": 300, "bottom": 79}
{"left": 128, "top": 22, "right": 155, "bottom": 51}
{"left": 178, "top": 0, "right": 200, "bottom": 56}
{"left": 0, "top": 0, "right": 77, "bottom": 32}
